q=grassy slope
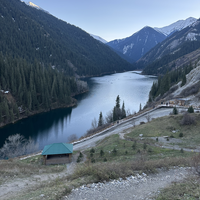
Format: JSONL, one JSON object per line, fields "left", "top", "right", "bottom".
{"left": 1, "top": 113, "right": 200, "bottom": 199}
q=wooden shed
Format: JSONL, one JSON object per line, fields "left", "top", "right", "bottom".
{"left": 42, "top": 143, "right": 73, "bottom": 165}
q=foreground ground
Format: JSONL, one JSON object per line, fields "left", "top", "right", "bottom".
{"left": 0, "top": 107, "right": 200, "bottom": 200}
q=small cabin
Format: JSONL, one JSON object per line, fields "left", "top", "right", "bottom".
{"left": 42, "top": 143, "right": 73, "bottom": 165}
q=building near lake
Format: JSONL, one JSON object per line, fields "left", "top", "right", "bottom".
{"left": 42, "top": 143, "right": 73, "bottom": 165}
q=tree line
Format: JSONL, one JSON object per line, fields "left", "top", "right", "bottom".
{"left": 148, "top": 63, "right": 194, "bottom": 102}
{"left": 0, "top": 0, "right": 133, "bottom": 77}
{"left": 0, "top": 54, "right": 79, "bottom": 124}
{"left": 90, "top": 95, "right": 127, "bottom": 132}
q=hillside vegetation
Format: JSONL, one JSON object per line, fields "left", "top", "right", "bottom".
{"left": 0, "top": 0, "right": 133, "bottom": 77}
{"left": 138, "top": 19, "right": 200, "bottom": 75}
{"left": 0, "top": 55, "right": 79, "bottom": 126}
{"left": 1, "top": 112, "right": 200, "bottom": 199}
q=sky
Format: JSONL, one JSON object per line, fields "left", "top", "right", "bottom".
{"left": 29, "top": 0, "right": 200, "bottom": 42}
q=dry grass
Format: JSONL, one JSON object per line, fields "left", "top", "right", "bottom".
{"left": 156, "top": 176, "right": 200, "bottom": 200}
{"left": 0, "top": 156, "right": 65, "bottom": 184}
{"left": 71, "top": 157, "right": 191, "bottom": 182}
{"left": 127, "top": 113, "right": 200, "bottom": 148}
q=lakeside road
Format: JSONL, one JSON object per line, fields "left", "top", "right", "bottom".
{"left": 73, "top": 107, "right": 176, "bottom": 151}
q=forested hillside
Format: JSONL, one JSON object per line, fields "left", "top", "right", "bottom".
{"left": 138, "top": 19, "right": 200, "bottom": 75}
{"left": 0, "top": 0, "right": 133, "bottom": 77}
{"left": 0, "top": 54, "right": 78, "bottom": 125}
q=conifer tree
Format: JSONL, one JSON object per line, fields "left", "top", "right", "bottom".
{"left": 121, "top": 101, "right": 126, "bottom": 119}
{"left": 98, "top": 112, "right": 103, "bottom": 127}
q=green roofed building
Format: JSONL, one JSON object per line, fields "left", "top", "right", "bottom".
{"left": 42, "top": 143, "right": 73, "bottom": 165}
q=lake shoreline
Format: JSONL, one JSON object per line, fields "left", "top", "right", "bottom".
{"left": 0, "top": 90, "right": 90, "bottom": 130}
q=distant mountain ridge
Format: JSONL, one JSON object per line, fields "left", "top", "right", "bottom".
{"left": 107, "top": 17, "right": 197, "bottom": 63}
{"left": 0, "top": 0, "right": 133, "bottom": 77}
{"left": 107, "top": 26, "right": 166, "bottom": 63}
{"left": 154, "top": 17, "right": 197, "bottom": 36}
{"left": 90, "top": 34, "right": 107, "bottom": 44}
{"left": 22, "top": 1, "right": 49, "bottom": 13}
{"left": 139, "top": 19, "right": 200, "bottom": 75}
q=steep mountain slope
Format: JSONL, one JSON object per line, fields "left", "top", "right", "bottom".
{"left": 139, "top": 19, "right": 200, "bottom": 75}
{"left": 154, "top": 17, "right": 197, "bottom": 36}
{"left": 171, "top": 62, "right": 200, "bottom": 104}
{"left": 24, "top": 1, "right": 50, "bottom": 14}
{"left": 107, "top": 26, "right": 166, "bottom": 63}
{"left": 0, "top": 0, "right": 133, "bottom": 77}
{"left": 90, "top": 34, "right": 108, "bottom": 44}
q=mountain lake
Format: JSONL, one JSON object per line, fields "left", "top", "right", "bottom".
{"left": 0, "top": 71, "right": 157, "bottom": 150}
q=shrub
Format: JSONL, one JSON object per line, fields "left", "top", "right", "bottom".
{"left": 91, "top": 158, "right": 95, "bottom": 163}
{"left": 188, "top": 106, "right": 194, "bottom": 113}
{"left": 173, "top": 107, "right": 178, "bottom": 115}
{"left": 90, "top": 152, "right": 93, "bottom": 157}
{"left": 77, "top": 156, "right": 81, "bottom": 163}
{"left": 112, "top": 148, "right": 117, "bottom": 155}
{"left": 179, "top": 133, "right": 183, "bottom": 137}
{"left": 180, "top": 148, "right": 184, "bottom": 153}
{"left": 148, "top": 148, "right": 153, "bottom": 153}
{"left": 132, "top": 140, "right": 137, "bottom": 150}
{"left": 191, "top": 153, "right": 200, "bottom": 175}
{"left": 143, "top": 143, "right": 147, "bottom": 150}
{"left": 104, "top": 158, "right": 107, "bottom": 162}
{"left": 125, "top": 150, "right": 128, "bottom": 155}
{"left": 90, "top": 148, "right": 95, "bottom": 153}
{"left": 180, "top": 112, "right": 196, "bottom": 125}
{"left": 156, "top": 137, "right": 158, "bottom": 142}
{"left": 79, "top": 152, "right": 83, "bottom": 158}
{"left": 100, "top": 150, "right": 104, "bottom": 157}
{"left": 0, "top": 134, "right": 38, "bottom": 159}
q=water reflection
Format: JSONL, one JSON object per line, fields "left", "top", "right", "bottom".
{"left": 0, "top": 71, "right": 157, "bottom": 150}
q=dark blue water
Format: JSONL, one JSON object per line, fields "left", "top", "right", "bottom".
{"left": 0, "top": 71, "right": 156, "bottom": 150}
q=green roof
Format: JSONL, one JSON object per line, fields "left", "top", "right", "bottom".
{"left": 42, "top": 143, "right": 73, "bottom": 155}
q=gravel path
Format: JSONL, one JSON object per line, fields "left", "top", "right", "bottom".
{"left": 73, "top": 108, "right": 174, "bottom": 151}
{"left": 66, "top": 167, "right": 190, "bottom": 200}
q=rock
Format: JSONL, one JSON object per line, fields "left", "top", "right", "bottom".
{"left": 139, "top": 134, "right": 143, "bottom": 137}
{"left": 40, "top": 194, "right": 45, "bottom": 197}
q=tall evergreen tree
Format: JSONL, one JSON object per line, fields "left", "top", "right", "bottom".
{"left": 98, "top": 112, "right": 103, "bottom": 127}
{"left": 121, "top": 101, "right": 126, "bottom": 119}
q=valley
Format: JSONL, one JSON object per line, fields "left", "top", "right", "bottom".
{"left": 1, "top": 0, "right": 200, "bottom": 199}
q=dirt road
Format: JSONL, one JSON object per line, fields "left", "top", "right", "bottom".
{"left": 73, "top": 107, "right": 174, "bottom": 151}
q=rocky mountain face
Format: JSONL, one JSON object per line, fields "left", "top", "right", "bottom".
{"left": 166, "top": 61, "right": 200, "bottom": 107}
{"left": 140, "top": 19, "right": 200, "bottom": 75}
{"left": 154, "top": 17, "right": 197, "bottom": 36}
{"left": 107, "top": 26, "right": 166, "bottom": 63}
{"left": 107, "top": 18, "right": 198, "bottom": 64}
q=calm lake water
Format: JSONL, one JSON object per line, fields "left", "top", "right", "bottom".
{"left": 0, "top": 71, "right": 156, "bottom": 150}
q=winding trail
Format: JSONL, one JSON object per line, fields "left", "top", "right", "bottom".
{"left": 0, "top": 107, "right": 194, "bottom": 200}
{"left": 67, "top": 167, "right": 191, "bottom": 200}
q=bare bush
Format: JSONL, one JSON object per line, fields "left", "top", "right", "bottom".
{"left": 105, "top": 111, "right": 113, "bottom": 124}
{"left": 91, "top": 117, "right": 98, "bottom": 129}
{"left": 180, "top": 112, "right": 196, "bottom": 125}
{"left": 145, "top": 114, "right": 151, "bottom": 122}
{"left": 68, "top": 134, "right": 78, "bottom": 143}
{"left": 191, "top": 153, "right": 200, "bottom": 175}
{"left": 0, "top": 134, "right": 38, "bottom": 159}
{"left": 76, "top": 80, "right": 88, "bottom": 93}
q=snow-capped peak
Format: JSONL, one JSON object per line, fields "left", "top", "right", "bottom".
{"left": 154, "top": 17, "right": 197, "bottom": 36}
{"left": 24, "top": 2, "right": 49, "bottom": 14}
{"left": 90, "top": 34, "right": 108, "bottom": 44}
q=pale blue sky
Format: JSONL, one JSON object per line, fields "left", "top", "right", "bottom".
{"left": 30, "top": 0, "right": 200, "bottom": 42}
